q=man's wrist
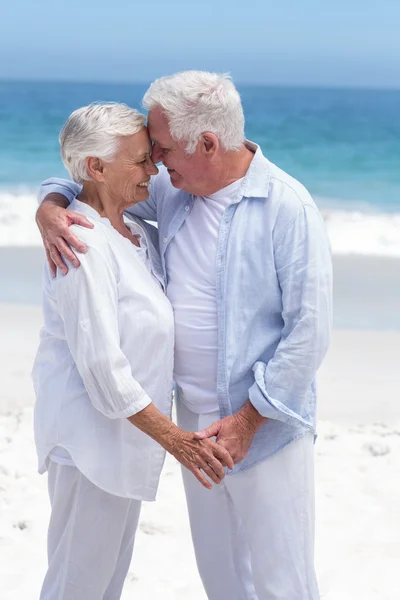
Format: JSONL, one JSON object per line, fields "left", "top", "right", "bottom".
{"left": 42, "top": 193, "right": 70, "bottom": 209}
{"left": 238, "top": 400, "right": 267, "bottom": 433}
{"left": 36, "top": 194, "right": 69, "bottom": 230}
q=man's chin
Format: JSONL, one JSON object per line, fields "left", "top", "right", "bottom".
{"left": 168, "top": 170, "right": 183, "bottom": 189}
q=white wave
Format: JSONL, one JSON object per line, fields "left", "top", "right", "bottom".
{"left": 322, "top": 209, "right": 400, "bottom": 258}
{"left": 0, "top": 190, "right": 42, "bottom": 246}
{"left": 1, "top": 191, "right": 400, "bottom": 258}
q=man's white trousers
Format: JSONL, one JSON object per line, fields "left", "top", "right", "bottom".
{"left": 177, "top": 399, "right": 320, "bottom": 600}
{"left": 40, "top": 461, "right": 141, "bottom": 600}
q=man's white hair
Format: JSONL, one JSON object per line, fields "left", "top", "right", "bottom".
{"left": 142, "top": 71, "right": 245, "bottom": 154}
{"left": 59, "top": 102, "right": 146, "bottom": 183}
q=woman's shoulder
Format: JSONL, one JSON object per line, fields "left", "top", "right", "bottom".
{"left": 69, "top": 219, "right": 114, "bottom": 254}
{"left": 67, "top": 220, "right": 122, "bottom": 279}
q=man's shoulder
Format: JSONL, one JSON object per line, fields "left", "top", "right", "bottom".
{"left": 245, "top": 148, "right": 316, "bottom": 221}
{"left": 267, "top": 161, "right": 316, "bottom": 213}
{"left": 259, "top": 161, "right": 324, "bottom": 236}
{"left": 246, "top": 145, "right": 314, "bottom": 213}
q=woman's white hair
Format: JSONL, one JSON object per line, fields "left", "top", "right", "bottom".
{"left": 142, "top": 71, "right": 245, "bottom": 154}
{"left": 59, "top": 102, "right": 146, "bottom": 183}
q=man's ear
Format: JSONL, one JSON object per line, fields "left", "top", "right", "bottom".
{"left": 86, "top": 156, "right": 106, "bottom": 182}
{"left": 201, "top": 132, "right": 219, "bottom": 156}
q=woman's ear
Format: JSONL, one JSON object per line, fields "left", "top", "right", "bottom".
{"left": 86, "top": 156, "right": 105, "bottom": 182}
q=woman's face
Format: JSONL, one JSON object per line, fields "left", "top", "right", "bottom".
{"left": 102, "top": 127, "right": 158, "bottom": 206}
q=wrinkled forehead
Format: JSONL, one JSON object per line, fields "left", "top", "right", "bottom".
{"left": 147, "top": 107, "right": 174, "bottom": 145}
{"left": 116, "top": 128, "right": 152, "bottom": 158}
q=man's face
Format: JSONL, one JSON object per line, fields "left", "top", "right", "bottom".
{"left": 148, "top": 107, "right": 209, "bottom": 195}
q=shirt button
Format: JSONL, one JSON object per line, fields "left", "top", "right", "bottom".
{"left": 185, "top": 206, "right": 190, "bottom": 211}
{"left": 163, "top": 237, "right": 168, "bottom": 243}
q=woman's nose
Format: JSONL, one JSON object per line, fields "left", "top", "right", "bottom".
{"left": 147, "top": 159, "right": 159, "bottom": 175}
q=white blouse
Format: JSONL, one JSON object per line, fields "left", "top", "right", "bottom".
{"left": 32, "top": 199, "right": 174, "bottom": 501}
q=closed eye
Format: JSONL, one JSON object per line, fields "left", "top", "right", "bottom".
{"left": 137, "top": 154, "right": 152, "bottom": 166}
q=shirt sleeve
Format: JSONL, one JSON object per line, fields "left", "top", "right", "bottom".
{"left": 38, "top": 178, "right": 82, "bottom": 205}
{"left": 52, "top": 225, "right": 152, "bottom": 419}
{"left": 248, "top": 204, "right": 333, "bottom": 428}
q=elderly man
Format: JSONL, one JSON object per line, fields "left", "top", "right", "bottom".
{"left": 37, "top": 71, "right": 332, "bottom": 600}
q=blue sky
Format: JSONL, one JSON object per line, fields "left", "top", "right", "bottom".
{"left": 1, "top": 0, "right": 399, "bottom": 87}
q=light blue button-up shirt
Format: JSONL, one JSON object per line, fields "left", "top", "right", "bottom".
{"left": 39, "top": 141, "right": 332, "bottom": 473}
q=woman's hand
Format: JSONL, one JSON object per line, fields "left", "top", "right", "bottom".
{"left": 166, "top": 429, "right": 235, "bottom": 490}
{"left": 127, "top": 403, "right": 234, "bottom": 490}
{"left": 36, "top": 194, "right": 93, "bottom": 276}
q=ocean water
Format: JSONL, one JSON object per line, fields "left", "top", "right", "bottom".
{"left": 1, "top": 80, "right": 400, "bottom": 255}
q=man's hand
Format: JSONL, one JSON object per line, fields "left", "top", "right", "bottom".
{"left": 129, "top": 403, "right": 235, "bottom": 490}
{"left": 166, "top": 430, "right": 235, "bottom": 490}
{"left": 36, "top": 193, "right": 93, "bottom": 276}
{"left": 194, "top": 401, "right": 267, "bottom": 465}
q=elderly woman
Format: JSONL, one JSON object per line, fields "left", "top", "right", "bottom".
{"left": 32, "top": 103, "right": 233, "bottom": 600}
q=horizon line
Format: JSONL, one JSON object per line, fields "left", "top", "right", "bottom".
{"left": 1, "top": 76, "right": 400, "bottom": 93}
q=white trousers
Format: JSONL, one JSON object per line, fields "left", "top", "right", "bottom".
{"left": 40, "top": 461, "right": 142, "bottom": 600}
{"left": 177, "top": 399, "right": 320, "bottom": 600}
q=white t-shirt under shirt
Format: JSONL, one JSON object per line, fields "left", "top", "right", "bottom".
{"left": 166, "top": 177, "right": 244, "bottom": 414}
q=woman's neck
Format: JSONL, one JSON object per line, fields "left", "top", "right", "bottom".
{"left": 77, "top": 183, "right": 140, "bottom": 246}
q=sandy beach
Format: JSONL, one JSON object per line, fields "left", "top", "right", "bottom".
{"left": 0, "top": 299, "right": 399, "bottom": 599}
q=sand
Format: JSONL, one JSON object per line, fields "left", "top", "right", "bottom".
{"left": 0, "top": 304, "right": 399, "bottom": 599}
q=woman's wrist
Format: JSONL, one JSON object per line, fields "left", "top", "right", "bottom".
{"left": 158, "top": 422, "right": 185, "bottom": 454}
{"left": 127, "top": 403, "right": 181, "bottom": 451}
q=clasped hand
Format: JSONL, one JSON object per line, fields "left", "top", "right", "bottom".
{"left": 169, "top": 403, "right": 265, "bottom": 490}
{"left": 167, "top": 430, "right": 234, "bottom": 490}
{"left": 194, "top": 403, "right": 266, "bottom": 466}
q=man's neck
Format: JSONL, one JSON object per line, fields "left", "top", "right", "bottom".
{"left": 201, "top": 144, "right": 255, "bottom": 195}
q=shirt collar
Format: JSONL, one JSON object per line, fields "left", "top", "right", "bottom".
{"left": 237, "top": 140, "right": 272, "bottom": 201}
{"left": 69, "top": 198, "right": 144, "bottom": 238}
{"left": 69, "top": 198, "right": 107, "bottom": 223}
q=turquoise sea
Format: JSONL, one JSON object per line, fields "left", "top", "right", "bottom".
{"left": 0, "top": 80, "right": 400, "bottom": 254}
